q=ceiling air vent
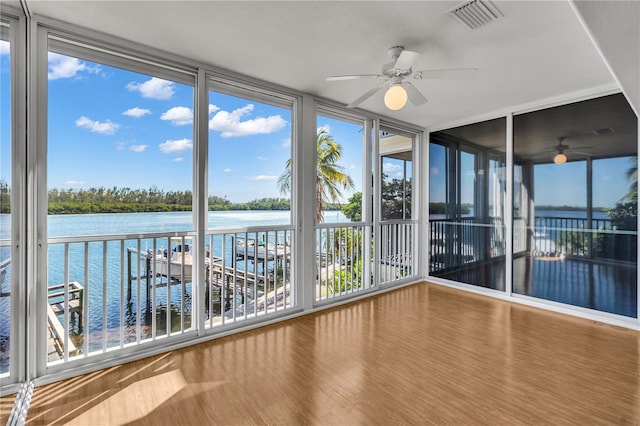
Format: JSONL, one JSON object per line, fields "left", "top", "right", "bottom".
{"left": 448, "top": 0, "right": 503, "bottom": 30}
{"left": 593, "top": 127, "right": 615, "bottom": 136}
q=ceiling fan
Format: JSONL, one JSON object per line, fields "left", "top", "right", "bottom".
{"left": 326, "top": 46, "right": 478, "bottom": 110}
{"left": 547, "top": 137, "right": 593, "bottom": 165}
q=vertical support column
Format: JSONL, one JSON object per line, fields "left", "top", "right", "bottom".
{"left": 194, "top": 69, "right": 208, "bottom": 336}
{"left": 586, "top": 157, "right": 593, "bottom": 258}
{"left": 505, "top": 114, "right": 514, "bottom": 296}
{"left": 361, "top": 120, "right": 373, "bottom": 287}
{"left": 296, "top": 94, "right": 316, "bottom": 310}
{"left": 4, "top": 4, "right": 29, "bottom": 389}
{"left": 367, "top": 119, "right": 378, "bottom": 288}
{"left": 417, "top": 130, "right": 428, "bottom": 279}
{"left": 31, "top": 20, "right": 49, "bottom": 380}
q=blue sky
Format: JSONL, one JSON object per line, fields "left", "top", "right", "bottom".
{"left": 31, "top": 51, "right": 364, "bottom": 203}
{"left": 0, "top": 39, "right": 10, "bottom": 185}
{"left": 430, "top": 143, "right": 634, "bottom": 209}
{"left": 2, "top": 45, "right": 632, "bottom": 208}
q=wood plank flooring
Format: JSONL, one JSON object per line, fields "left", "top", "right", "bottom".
{"left": 3, "top": 281, "right": 639, "bottom": 425}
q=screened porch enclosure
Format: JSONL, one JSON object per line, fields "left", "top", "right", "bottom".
{"left": 429, "top": 94, "right": 638, "bottom": 318}
{"left": 429, "top": 118, "right": 507, "bottom": 292}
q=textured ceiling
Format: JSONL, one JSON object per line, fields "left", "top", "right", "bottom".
{"left": 22, "top": 0, "right": 620, "bottom": 130}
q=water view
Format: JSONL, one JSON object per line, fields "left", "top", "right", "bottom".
{"left": 0, "top": 210, "right": 350, "bottom": 371}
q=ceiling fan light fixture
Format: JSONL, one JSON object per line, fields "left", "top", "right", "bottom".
{"left": 384, "top": 84, "right": 408, "bottom": 110}
{"left": 554, "top": 152, "right": 567, "bottom": 165}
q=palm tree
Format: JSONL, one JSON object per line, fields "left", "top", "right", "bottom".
{"left": 625, "top": 156, "right": 637, "bottom": 202}
{"left": 278, "top": 128, "right": 354, "bottom": 222}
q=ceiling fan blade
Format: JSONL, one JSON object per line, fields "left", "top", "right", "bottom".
{"left": 347, "top": 85, "right": 385, "bottom": 108}
{"left": 326, "top": 74, "right": 381, "bottom": 81}
{"left": 404, "top": 82, "right": 427, "bottom": 106}
{"left": 414, "top": 68, "right": 478, "bottom": 79}
{"left": 394, "top": 50, "right": 422, "bottom": 70}
{"left": 571, "top": 151, "right": 594, "bottom": 157}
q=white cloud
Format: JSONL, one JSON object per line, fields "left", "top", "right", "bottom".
{"left": 48, "top": 52, "right": 100, "bottom": 80}
{"left": 161, "top": 106, "right": 193, "bottom": 125}
{"left": 281, "top": 138, "right": 291, "bottom": 148}
{"left": 123, "top": 107, "right": 151, "bottom": 118}
{"left": 383, "top": 163, "right": 402, "bottom": 173}
{"left": 0, "top": 41, "right": 9, "bottom": 55}
{"left": 257, "top": 156, "right": 267, "bottom": 161}
{"left": 65, "top": 180, "right": 85, "bottom": 186}
{"left": 224, "top": 168, "right": 233, "bottom": 173}
{"left": 115, "top": 142, "right": 127, "bottom": 150}
{"left": 247, "top": 175, "right": 278, "bottom": 182}
{"left": 209, "top": 104, "right": 287, "bottom": 137}
{"left": 126, "top": 77, "right": 175, "bottom": 100}
{"left": 173, "top": 157, "right": 185, "bottom": 162}
{"left": 209, "top": 104, "right": 220, "bottom": 114}
{"left": 76, "top": 116, "right": 119, "bottom": 135}
{"left": 159, "top": 138, "right": 192, "bottom": 153}
{"left": 318, "top": 124, "right": 331, "bottom": 134}
{"left": 129, "top": 144, "right": 147, "bottom": 152}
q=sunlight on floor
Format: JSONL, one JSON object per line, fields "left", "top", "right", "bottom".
{"left": 67, "top": 370, "right": 187, "bottom": 425}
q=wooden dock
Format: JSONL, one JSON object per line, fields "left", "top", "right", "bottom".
{"left": 47, "top": 281, "right": 83, "bottom": 361}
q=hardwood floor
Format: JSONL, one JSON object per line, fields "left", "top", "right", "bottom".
{"left": 3, "top": 281, "right": 639, "bottom": 425}
{"left": 432, "top": 255, "right": 638, "bottom": 317}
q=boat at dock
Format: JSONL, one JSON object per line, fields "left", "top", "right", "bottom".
{"left": 150, "top": 237, "right": 195, "bottom": 282}
{"left": 234, "top": 236, "right": 290, "bottom": 262}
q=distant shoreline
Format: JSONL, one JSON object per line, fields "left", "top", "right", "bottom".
{"left": 535, "top": 205, "right": 606, "bottom": 212}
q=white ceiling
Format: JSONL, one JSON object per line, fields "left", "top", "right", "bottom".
{"left": 22, "top": 0, "right": 622, "bottom": 130}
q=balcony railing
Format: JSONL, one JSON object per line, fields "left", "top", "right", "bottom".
{"left": 430, "top": 216, "right": 638, "bottom": 275}
{"left": 9, "top": 219, "right": 422, "bottom": 369}
{"left": 532, "top": 216, "right": 637, "bottom": 262}
{"left": 204, "top": 226, "right": 294, "bottom": 328}
{"left": 46, "top": 232, "right": 198, "bottom": 365}
{"left": 430, "top": 218, "right": 505, "bottom": 273}
{"left": 315, "top": 223, "right": 371, "bottom": 301}
{"left": 379, "top": 220, "right": 417, "bottom": 284}
{"left": 44, "top": 226, "right": 297, "bottom": 366}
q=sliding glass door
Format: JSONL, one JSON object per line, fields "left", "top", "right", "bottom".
{"left": 429, "top": 118, "right": 507, "bottom": 291}
{"left": 513, "top": 93, "right": 637, "bottom": 317}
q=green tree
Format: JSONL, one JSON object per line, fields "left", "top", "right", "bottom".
{"left": 381, "top": 174, "right": 412, "bottom": 220}
{"left": 0, "top": 180, "right": 10, "bottom": 214}
{"left": 342, "top": 192, "right": 362, "bottom": 222}
{"left": 278, "top": 128, "right": 354, "bottom": 222}
{"left": 625, "top": 156, "right": 637, "bottom": 203}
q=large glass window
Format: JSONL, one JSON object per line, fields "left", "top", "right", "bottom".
{"left": 207, "top": 90, "right": 292, "bottom": 227}
{"left": 429, "top": 118, "right": 507, "bottom": 291}
{"left": 379, "top": 128, "right": 415, "bottom": 284}
{"left": 47, "top": 42, "right": 195, "bottom": 361}
{"left": 0, "top": 21, "right": 11, "bottom": 377}
{"left": 315, "top": 113, "right": 366, "bottom": 300}
{"left": 380, "top": 130, "right": 413, "bottom": 221}
{"left": 316, "top": 114, "right": 362, "bottom": 224}
{"left": 204, "top": 86, "right": 294, "bottom": 324}
{"left": 513, "top": 93, "right": 637, "bottom": 317}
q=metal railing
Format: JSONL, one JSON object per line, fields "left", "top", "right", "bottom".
{"left": 532, "top": 216, "right": 637, "bottom": 262}
{"left": 204, "top": 226, "right": 294, "bottom": 328}
{"left": 0, "top": 238, "right": 11, "bottom": 377}
{"left": 44, "top": 226, "right": 298, "bottom": 364}
{"left": 429, "top": 217, "right": 506, "bottom": 273}
{"left": 430, "top": 216, "right": 638, "bottom": 275}
{"left": 379, "top": 220, "right": 418, "bottom": 284}
{"left": 46, "top": 232, "right": 197, "bottom": 365}
{"left": 315, "top": 223, "right": 371, "bottom": 301}
{"left": 19, "top": 218, "right": 423, "bottom": 368}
